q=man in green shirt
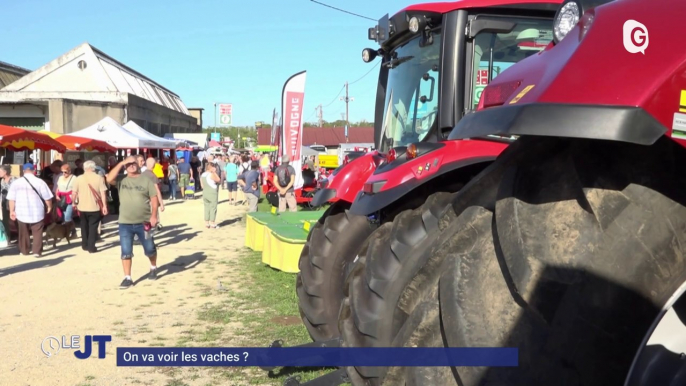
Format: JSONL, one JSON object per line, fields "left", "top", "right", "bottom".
{"left": 107, "top": 156, "right": 160, "bottom": 289}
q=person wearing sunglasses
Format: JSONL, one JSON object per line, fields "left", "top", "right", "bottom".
{"left": 106, "top": 156, "right": 160, "bottom": 289}
{"left": 55, "top": 164, "right": 76, "bottom": 231}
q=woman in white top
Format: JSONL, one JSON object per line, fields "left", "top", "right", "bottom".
{"left": 55, "top": 164, "right": 77, "bottom": 228}
{"left": 200, "top": 162, "right": 221, "bottom": 229}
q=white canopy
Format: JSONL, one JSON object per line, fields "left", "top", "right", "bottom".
{"left": 123, "top": 121, "right": 180, "bottom": 149}
{"left": 70, "top": 117, "right": 162, "bottom": 149}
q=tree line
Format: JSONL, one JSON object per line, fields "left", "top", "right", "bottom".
{"left": 203, "top": 120, "right": 374, "bottom": 143}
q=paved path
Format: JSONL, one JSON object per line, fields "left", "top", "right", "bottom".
{"left": 0, "top": 194, "right": 250, "bottom": 385}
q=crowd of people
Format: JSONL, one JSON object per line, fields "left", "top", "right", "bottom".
{"left": 0, "top": 149, "right": 301, "bottom": 287}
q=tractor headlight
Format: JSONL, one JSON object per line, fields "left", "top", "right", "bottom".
{"left": 409, "top": 16, "right": 426, "bottom": 34}
{"left": 553, "top": 1, "right": 581, "bottom": 43}
{"left": 362, "top": 48, "right": 377, "bottom": 63}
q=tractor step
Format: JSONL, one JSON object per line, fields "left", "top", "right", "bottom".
{"left": 258, "top": 338, "right": 342, "bottom": 371}
{"left": 283, "top": 368, "right": 350, "bottom": 386}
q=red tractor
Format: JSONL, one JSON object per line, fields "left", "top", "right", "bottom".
{"left": 296, "top": 0, "right": 563, "bottom": 346}
{"left": 309, "top": 0, "right": 686, "bottom": 385}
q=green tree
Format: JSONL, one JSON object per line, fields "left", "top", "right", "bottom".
{"left": 203, "top": 126, "right": 257, "bottom": 148}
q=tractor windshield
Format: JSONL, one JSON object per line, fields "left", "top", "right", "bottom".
{"left": 379, "top": 30, "right": 441, "bottom": 150}
{"left": 470, "top": 16, "right": 554, "bottom": 110}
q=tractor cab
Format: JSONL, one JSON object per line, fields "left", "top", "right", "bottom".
{"left": 363, "top": 4, "right": 557, "bottom": 170}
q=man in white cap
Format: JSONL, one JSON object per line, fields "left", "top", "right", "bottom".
{"left": 273, "top": 155, "right": 296, "bottom": 212}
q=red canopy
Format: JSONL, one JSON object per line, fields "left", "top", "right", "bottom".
{"left": 55, "top": 135, "right": 116, "bottom": 153}
{"left": 0, "top": 124, "right": 67, "bottom": 153}
{"left": 209, "top": 140, "right": 221, "bottom": 147}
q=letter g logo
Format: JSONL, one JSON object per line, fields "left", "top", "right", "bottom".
{"left": 623, "top": 20, "right": 648, "bottom": 54}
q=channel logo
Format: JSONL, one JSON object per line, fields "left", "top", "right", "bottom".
{"left": 41, "top": 335, "right": 112, "bottom": 359}
{"left": 623, "top": 20, "right": 648, "bottom": 55}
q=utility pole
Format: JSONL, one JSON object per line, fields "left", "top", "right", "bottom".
{"left": 340, "top": 82, "right": 354, "bottom": 142}
{"left": 317, "top": 104, "right": 323, "bottom": 127}
{"left": 213, "top": 103, "right": 217, "bottom": 133}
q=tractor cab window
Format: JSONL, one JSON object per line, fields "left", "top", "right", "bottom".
{"left": 379, "top": 29, "right": 441, "bottom": 150}
{"left": 469, "top": 17, "right": 553, "bottom": 110}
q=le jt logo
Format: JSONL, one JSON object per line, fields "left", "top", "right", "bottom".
{"left": 41, "top": 335, "right": 112, "bottom": 359}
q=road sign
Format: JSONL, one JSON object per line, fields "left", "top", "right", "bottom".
{"left": 219, "top": 104, "right": 232, "bottom": 126}
{"left": 210, "top": 133, "right": 221, "bottom": 142}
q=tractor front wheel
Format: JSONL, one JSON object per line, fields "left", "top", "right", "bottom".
{"left": 296, "top": 208, "right": 374, "bottom": 341}
{"left": 338, "top": 191, "right": 457, "bottom": 385}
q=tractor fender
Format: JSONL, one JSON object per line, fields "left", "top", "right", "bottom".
{"left": 311, "top": 152, "right": 381, "bottom": 207}
{"left": 349, "top": 139, "right": 508, "bottom": 216}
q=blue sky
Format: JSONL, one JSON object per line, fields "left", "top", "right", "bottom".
{"left": 0, "top": 0, "right": 413, "bottom": 127}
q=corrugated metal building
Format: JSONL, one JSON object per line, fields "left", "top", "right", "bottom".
{"left": 0, "top": 61, "right": 37, "bottom": 130}
{"left": 0, "top": 61, "right": 30, "bottom": 89}
{"left": 0, "top": 42, "right": 199, "bottom": 135}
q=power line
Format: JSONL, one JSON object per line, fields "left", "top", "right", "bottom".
{"left": 349, "top": 61, "right": 381, "bottom": 85}
{"left": 309, "top": 0, "right": 376, "bottom": 21}
{"left": 305, "top": 108, "right": 318, "bottom": 122}
{"left": 322, "top": 85, "right": 345, "bottom": 108}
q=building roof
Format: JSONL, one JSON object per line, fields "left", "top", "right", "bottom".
{"left": 0, "top": 43, "right": 189, "bottom": 115}
{"left": 258, "top": 126, "right": 374, "bottom": 147}
{"left": 0, "top": 60, "right": 31, "bottom": 89}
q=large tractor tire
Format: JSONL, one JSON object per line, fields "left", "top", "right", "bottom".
{"left": 338, "top": 191, "right": 458, "bottom": 385}
{"left": 296, "top": 207, "right": 374, "bottom": 341}
{"left": 378, "top": 285, "right": 456, "bottom": 386}
{"left": 430, "top": 136, "right": 686, "bottom": 385}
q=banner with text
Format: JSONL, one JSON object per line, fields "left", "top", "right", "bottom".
{"left": 116, "top": 347, "right": 518, "bottom": 367}
{"left": 218, "top": 103, "right": 232, "bottom": 126}
{"left": 281, "top": 70, "right": 306, "bottom": 189}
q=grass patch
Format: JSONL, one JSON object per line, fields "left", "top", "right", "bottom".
{"left": 113, "top": 321, "right": 124, "bottom": 325}
{"left": 184, "top": 248, "right": 329, "bottom": 384}
{"left": 165, "top": 379, "right": 188, "bottom": 386}
{"left": 198, "top": 303, "right": 236, "bottom": 323}
{"left": 85, "top": 375, "right": 96, "bottom": 381}
{"left": 114, "top": 330, "right": 127, "bottom": 338}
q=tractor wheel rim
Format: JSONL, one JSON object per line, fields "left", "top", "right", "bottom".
{"left": 625, "top": 280, "right": 686, "bottom": 385}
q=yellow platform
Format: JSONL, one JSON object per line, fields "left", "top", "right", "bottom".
{"left": 245, "top": 212, "right": 319, "bottom": 273}
{"left": 261, "top": 230, "right": 305, "bottom": 273}
{"left": 244, "top": 214, "right": 267, "bottom": 251}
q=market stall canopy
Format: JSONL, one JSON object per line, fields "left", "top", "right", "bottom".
{"left": 70, "top": 117, "right": 162, "bottom": 149}
{"left": 0, "top": 125, "right": 67, "bottom": 152}
{"left": 38, "top": 130, "right": 117, "bottom": 152}
{"left": 123, "top": 121, "right": 180, "bottom": 149}
{"left": 208, "top": 140, "right": 221, "bottom": 147}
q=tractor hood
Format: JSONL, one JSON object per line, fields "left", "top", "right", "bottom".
{"left": 449, "top": 0, "right": 686, "bottom": 145}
